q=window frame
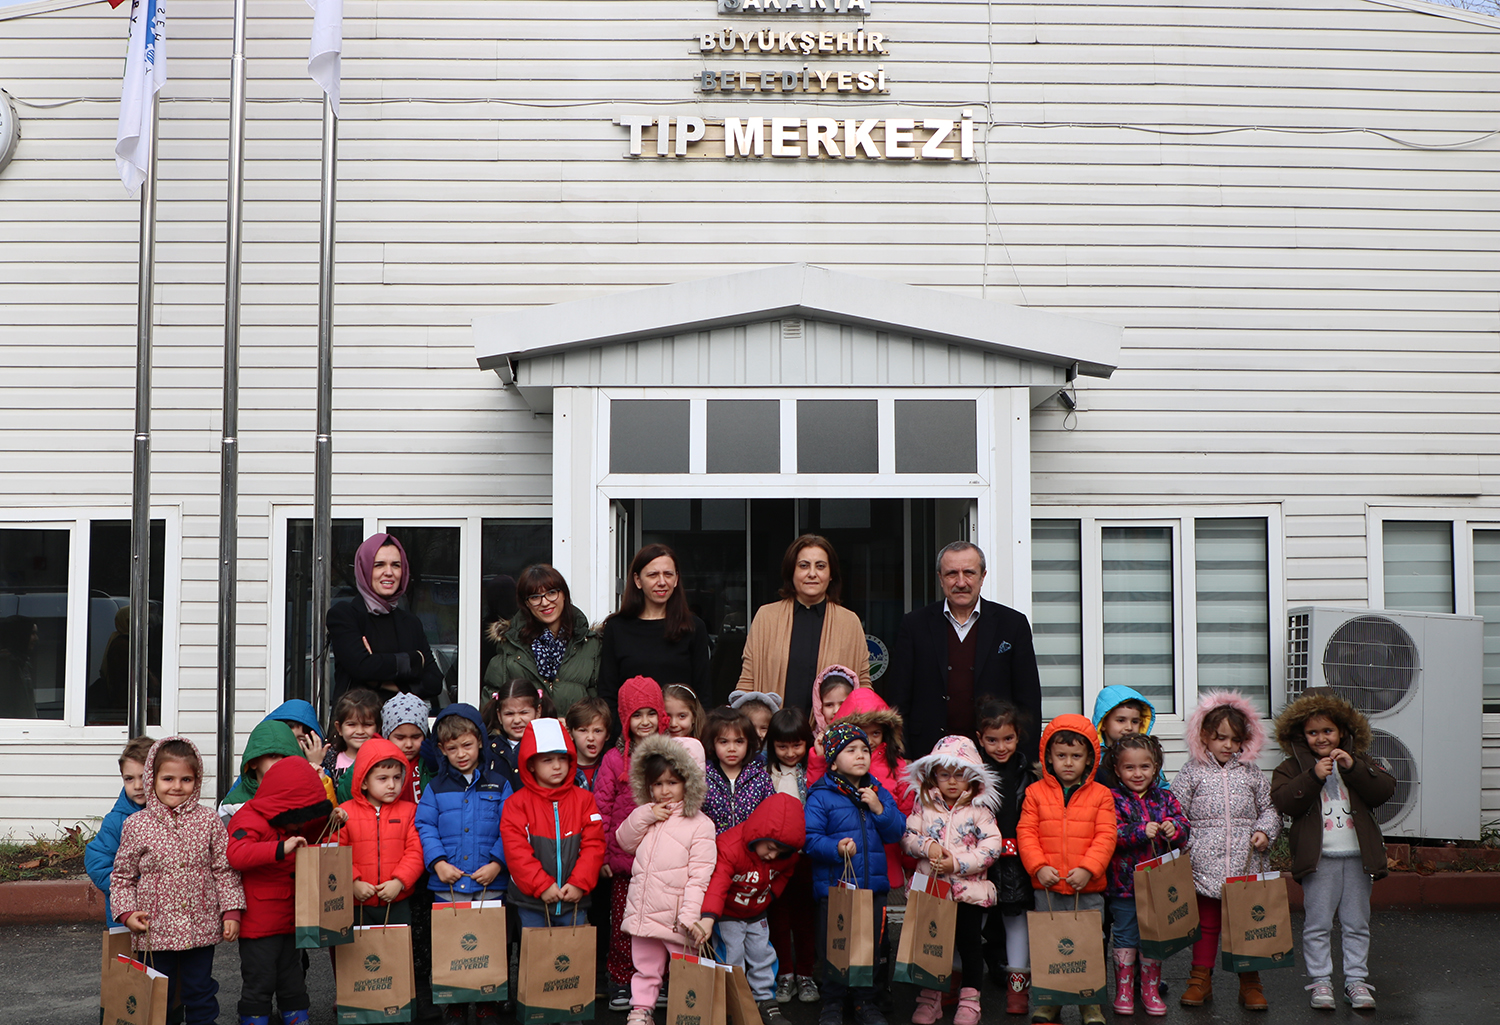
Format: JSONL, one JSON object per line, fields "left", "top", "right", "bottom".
{"left": 0, "top": 506, "right": 182, "bottom": 739}
{"left": 269, "top": 506, "right": 552, "bottom": 711}
{"left": 1034, "top": 505, "right": 1284, "bottom": 726}
{"left": 1369, "top": 507, "right": 1500, "bottom": 719}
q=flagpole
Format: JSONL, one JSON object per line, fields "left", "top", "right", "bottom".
{"left": 128, "top": 95, "right": 158, "bottom": 739}
{"left": 310, "top": 92, "right": 337, "bottom": 724}
{"left": 216, "top": 0, "right": 249, "bottom": 800}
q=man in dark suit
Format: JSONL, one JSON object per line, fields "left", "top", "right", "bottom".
{"left": 885, "top": 541, "right": 1043, "bottom": 761}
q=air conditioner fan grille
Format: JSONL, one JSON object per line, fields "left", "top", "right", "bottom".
{"left": 1321, "top": 615, "right": 1418, "bottom": 714}
{"left": 1367, "top": 730, "right": 1416, "bottom": 827}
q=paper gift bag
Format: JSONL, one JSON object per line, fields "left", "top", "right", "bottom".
{"left": 431, "top": 898, "right": 509, "bottom": 1004}
{"left": 102, "top": 953, "right": 168, "bottom": 1025}
{"left": 295, "top": 842, "right": 355, "bottom": 949}
{"left": 1027, "top": 894, "right": 1106, "bottom": 1006}
{"left": 723, "top": 963, "right": 762, "bottom": 1025}
{"left": 515, "top": 915, "right": 597, "bottom": 1024}
{"left": 100, "top": 927, "right": 133, "bottom": 1013}
{"left": 826, "top": 877, "right": 877, "bottom": 989}
{"left": 336, "top": 924, "right": 415, "bottom": 1022}
{"left": 893, "top": 874, "right": 958, "bottom": 989}
{"left": 1220, "top": 871, "right": 1295, "bottom": 973}
{"left": 1134, "top": 848, "right": 1200, "bottom": 961}
{"left": 665, "top": 952, "right": 725, "bottom": 1025}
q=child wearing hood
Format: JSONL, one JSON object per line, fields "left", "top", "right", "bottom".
{"left": 1271, "top": 689, "right": 1394, "bottom": 1011}
{"left": 1172, "top": 690, "right": 1280, "bottom": 1012}
{"left": 809, "top": 665, "right": 857, "bottom": 745}
{"left": 337, "top": 736, "right": 426, "bottom": 924}
{"left": 902, "top": 736, "right": 1004, "bottom": 1025}
{"left": 695, "top": 792, "right": 806, "bottom": 1025}
{"left": 595, "top": 676, "right": 670, "bottom": 1011}
{"left": 1017, "top": 714, "right": 1117, "bottom": 1025}
{"left": 85, "top": 734, "right": 153, "bottom": 927}
{"left": 1090, "top": 685, "right": 1159, "bottom": 792}
{"left": 617, "top": 734, "right": 718, "bottom": 1025}
{"left": 111, "top": 737, "right": 246, "bottom": 1025}
{"left": 805, "top": 723, "right": 907, "bottom": 1025}
{"left": 500, "top": 717, "right": 607, "bottom": 928}
{"left": 227, "top": 753, "right": 335, "bottom": 1025}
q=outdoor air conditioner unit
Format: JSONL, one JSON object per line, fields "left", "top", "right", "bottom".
{"left": 1283, "top": 607, "right": 1483, "bottom": 841}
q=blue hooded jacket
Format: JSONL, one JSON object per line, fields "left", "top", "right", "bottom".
{"left": 414, "top": 703, "right": 513, "bottom": 895}
{"left": 1090, "top": 684, "right": 1168, "bottom": 791}
{"left": 84, "top": 787, "right": 144, "bottom": 924}
{"left": 265, "top": 698, "right": 325, "bottom": 739}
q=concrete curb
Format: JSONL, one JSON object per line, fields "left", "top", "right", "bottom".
{"left": 3, "top": 871, "right": 1500, "bottom": 925}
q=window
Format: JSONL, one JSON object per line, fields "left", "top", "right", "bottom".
{"left": 282, "top": 518, "right": 365, "bottom": 705}
{"left": 1032, "top": 512, "right": 1277, "bottom": 719}
{"left": 479, "top": 519, "right": 552, "bottom": 680}
{"left": 0, "top": 515, "right": 172, "bottom": 728}
{"left": 1376, "top": 514, "right": 1500, "bottom": 712}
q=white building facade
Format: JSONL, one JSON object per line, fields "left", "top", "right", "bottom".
{"left": 0, "top": 0, "right": 1497, "bottom": 836}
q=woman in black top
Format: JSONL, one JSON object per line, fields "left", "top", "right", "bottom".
{"left": 596, "top": 543, "right": 710, "bottom": 711}
{"left": 327, "top": 532, "right": 442, "bottom": 702}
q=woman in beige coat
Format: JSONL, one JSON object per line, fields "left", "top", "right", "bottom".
{"left": 734, "top": 534, "right": 870, "bottom": 715}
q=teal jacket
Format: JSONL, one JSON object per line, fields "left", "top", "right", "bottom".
{"left": 84, "top": 788, "right": 144, "bottom": 925}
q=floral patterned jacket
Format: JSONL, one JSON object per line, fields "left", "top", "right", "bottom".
{"left": 901, "top": 795, "right": 1005, "bottom": 906}
{"left": 1105, "top": 784, "right": 1191, "bottom": 898}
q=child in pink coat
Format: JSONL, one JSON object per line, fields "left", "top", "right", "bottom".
{"left": 616, "top": 734, "right": 717, "bottom": 1025}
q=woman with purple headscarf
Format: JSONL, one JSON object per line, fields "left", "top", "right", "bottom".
{"left": 327, "top": 532, "right": 443, "bottom": 702}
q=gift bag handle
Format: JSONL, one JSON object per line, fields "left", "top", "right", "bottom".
{"left": 840, "top": 849, "right": 855, "bottom": 885}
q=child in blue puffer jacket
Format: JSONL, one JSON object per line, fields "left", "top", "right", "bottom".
{"left": 805, "top": 723, "right": 905, "bottom": 1025}
{"left": 415, "top": 704, "right": 512, "bottom": 899}
{"left": 84, "top": 735, "right": 154, "bottom": 926}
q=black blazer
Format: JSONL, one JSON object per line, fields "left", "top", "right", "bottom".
{"left": 327, "top": 599, "right": 443, "bottom": 702}
{"left": 884, "top": 598, "right": 1043, "bottom": 763}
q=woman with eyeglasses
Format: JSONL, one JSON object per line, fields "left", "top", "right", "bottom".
{"left": 596, "top": 543, "right": 710, "bottom": 713}
{"left": 483, "top": 564, "right": 601, "bottom": 715}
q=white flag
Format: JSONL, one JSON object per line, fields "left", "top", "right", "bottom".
{"left": 115, "top": 0, "right": 165, "bottom": 195}
{"left": 307, "top": 0, "right": 343, "bottom": 116}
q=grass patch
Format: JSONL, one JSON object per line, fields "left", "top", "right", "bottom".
{"left": 0, "top": 823, "right": 95, "bottom": 883}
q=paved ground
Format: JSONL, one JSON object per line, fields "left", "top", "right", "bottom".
{"left": 5, "top": 909, "right": 1495, "bottom": 1024}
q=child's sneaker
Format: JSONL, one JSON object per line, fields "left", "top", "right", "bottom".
{"left": 473, "top": 1004, "right": 502, "bottom": 1022}
{"left": 853, "top": 1001, "right": 888, "bottom": 1025}
{"left": 1345, "top": 982, "right": 1377, "bottom": 1010}
{"left": 759, "top": 999, "right": 788, "bottom": 1025}
{"left": 953, "top": 987, "right": 981, "bottom": 1025}
{"left": 608, "top": 984, "right": 632, "bottom": 1012}
{"left": 796, "top": 976, "right": 820, "bottom": 1003}
{"left": 775, "top": 976, "right": 794, "bottom": 1004}
{"left": 910, "top": 988, "right": 943, "bottom": 1025}
{"left": 442, "top": 1006, "right": 466, "bottom": 1024}
{"left": 1306, "top": 981, "right": 1335, "bottom": 1010}
{"left": 1029, "top": 1006, "right": 1061, "bottom": 1025}
{"left": 818, "top": 1002, "right": 843, "bottom": 1025}
{"left": 627, "top": 1007, "right": 655, "bottom": 1025}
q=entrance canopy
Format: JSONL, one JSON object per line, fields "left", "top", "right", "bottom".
{"left": 472, "top": 264, "right": 1120, "bottom": 411}
{"left": 469, "top": 264, "right": 1122, "bottom": 625}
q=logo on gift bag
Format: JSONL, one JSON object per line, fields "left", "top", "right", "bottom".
{"left": 365, "top": 954, "right": 382, "bottom": 973}
{"left": 1251, "top": 905, "right": 1266, "bottom": 922}
{"left": 1167, "top": 886, "right": 1179, "bottom": 903}
{"left": 837, "top": 914, "right": 845, "bottom": 930}
{"left": 927, "top": 921, "right": 938, "bottom": 938}
{"left": 554, "top": 954, "right": 571, "bottom": 973}
{"left": 327, "top": 873, "right": 338, "bottom": 893}
{"left": 461, "top": 933, "right": 478, "bottom": 952}
{"left": 1057, "top": 938, "right": 1074, "bottom": 956}
{"left": 125, "top": 996, "right": 137, "bottom": 1016}
{"left": 685, "top": 990, "right": 697, "bottom": 1008}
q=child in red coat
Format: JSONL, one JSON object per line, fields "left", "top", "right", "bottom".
{"left": 338, "top": 736, "right": 426, "bottom": 925}
{"left": 226, "top": 756, "right": 334, "bottom": 1025}
{"left": 500, "top": 717, "right": 607, "bottom": 929}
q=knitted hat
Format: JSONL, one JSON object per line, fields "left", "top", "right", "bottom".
{"left": 729, "top": 690, "right": 782, "bottom": 715}
{"left": 382, "top": 691, "right": 431, "bottom": 739}
{"left": 822, "top": 722, "right": 870, "bottom": 767}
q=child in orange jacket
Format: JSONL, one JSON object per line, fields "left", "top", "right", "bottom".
{"left": 1016, "top": 713, "right": 1118, "bottom": 1025}
{"left": 338, "top": 736, "right": 426, "bottom": 924}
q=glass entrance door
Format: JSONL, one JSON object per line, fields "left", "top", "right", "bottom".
{"left": 617, "top": 497, "right": 971, "bottom": 706}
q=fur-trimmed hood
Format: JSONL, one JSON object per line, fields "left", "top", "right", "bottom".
{"left": 1274, "top": 688, "right": 1371, "bottom": 757}
{"left": 907, "top": 735, "right": 1002, "bottom": 814}
{"left": 628, "top": 734, "right": 707, "bottom": 817}
{"left": 1185, "top": 690, "right": 1267, "bottom": 765}
{"left": 830, "top": 686, "right": 905, "bottom": 770}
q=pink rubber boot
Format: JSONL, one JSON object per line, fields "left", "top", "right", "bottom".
{"left": 1112, "top": 947, "right": 1138, "bottom": 1015}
